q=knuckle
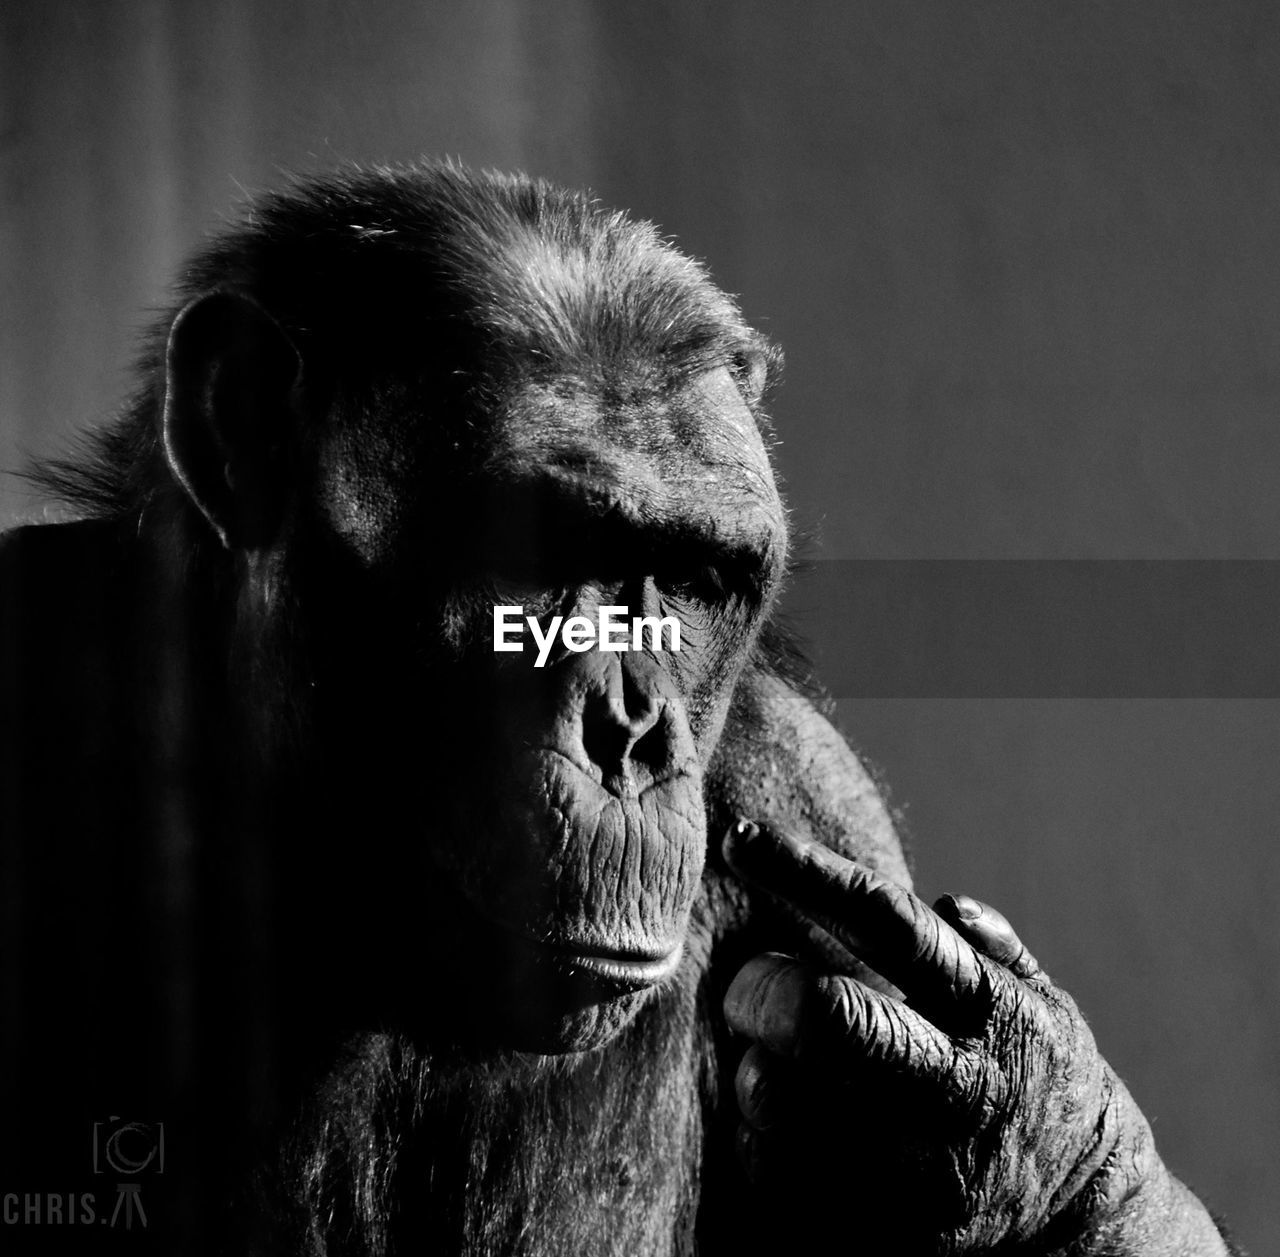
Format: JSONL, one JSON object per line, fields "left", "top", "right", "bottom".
{"left": 831, "top": 855, "right": 879, "bottom": 905}
{"left": 812, "top": 972, "right": 867, "bottom": 1039}
{"left": 803, "top": 973, "right": 884, "bottom": 1064}
{"left": 810, "top": 974, "right": 907, "bottom": 1068}
{"left": 963, "top": 956, "right": 1005, "bottom": 1025}
{"left": 865, "top": 879, "right": 928, "bottom": 951}
{"left": 869, "top": 877, "right": 915, "bottom": 919}
{"left": 958, "top": 1050, "right": 1012, "bottom": 1122}
{"left": 988, "top": 971, "right": 1037, "bottom": 1031}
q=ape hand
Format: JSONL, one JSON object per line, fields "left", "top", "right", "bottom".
{"left": 722, "top": 822, "right": 1229, "bottom": 1255}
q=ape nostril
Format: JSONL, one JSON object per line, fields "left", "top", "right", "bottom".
{"left": 582, "top": 705, "right": 632, "bottom": 777}
{"left": 629, "top": 718, "right": 668, "bottom": 773}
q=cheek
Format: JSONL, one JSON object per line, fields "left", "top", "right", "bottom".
{"left": 315, "top": 448, "right": 401, "bottom": 566}
{"left": 314, "top": 417, "right": 438, "bottom": 568}
{"left": 667, "top": 605, "right": 764, "bottom": 757}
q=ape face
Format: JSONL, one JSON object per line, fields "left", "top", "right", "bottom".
{"left": 160, "top": 168, "right": 788, "bottom": 1051}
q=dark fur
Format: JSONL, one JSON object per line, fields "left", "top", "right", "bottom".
{"left": 2, "top": 164, "right": 910, "bottom": 1256}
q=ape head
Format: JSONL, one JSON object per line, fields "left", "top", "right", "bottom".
{"left": 56, "top": 165, "right": 789, "bottom": 1053}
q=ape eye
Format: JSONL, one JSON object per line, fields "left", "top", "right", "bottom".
{"left": 658, "top": 565, "right": 729, "bottom": 604}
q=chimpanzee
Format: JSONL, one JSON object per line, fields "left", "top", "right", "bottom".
{"left": 0, "top": 164, "right": 1235, "bottom": 1255}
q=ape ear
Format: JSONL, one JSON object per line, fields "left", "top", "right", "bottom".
{"left": 162, "top": 290, "right": 303, "bottom": 549}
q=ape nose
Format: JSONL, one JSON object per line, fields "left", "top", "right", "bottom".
{"left": 617, "top": 692, "right": 665, "bottom": 770}
{"left": 581, "top": 660, "right": 671, "bottom": 790}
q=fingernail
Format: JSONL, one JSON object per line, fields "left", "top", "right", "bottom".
{"left": 726, "top": 820, "right": 814, "bottom": 872}
{"left": 722, "top": 819, "right": 786, "bottom": 869}
{"left": 939, "top": 892, "right": 984, "bottom": 922}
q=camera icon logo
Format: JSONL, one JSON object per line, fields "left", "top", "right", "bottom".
{"left": 91, "top": 1118, "right": 165, "bottom": 1176}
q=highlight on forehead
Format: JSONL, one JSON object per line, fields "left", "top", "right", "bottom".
{"left": 455, "top": 190, "right": 762, "bottom": 383}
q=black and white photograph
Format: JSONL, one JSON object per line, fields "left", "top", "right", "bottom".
{"left": 1, "top": 3, "right": 1276, "bottom": 1253}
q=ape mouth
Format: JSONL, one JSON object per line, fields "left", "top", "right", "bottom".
{"left": 484, "top": 912, "right": 686, "bottom": 994}
{"left": 540, "top": 937, "right": 685, "bottom": 991}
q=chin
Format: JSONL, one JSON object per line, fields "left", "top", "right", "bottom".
{"left": 394, "top": 903, "right": 686, "bottom": 1056}
{"left": 508, "top": 988, "right": 658, "bottom": 1054}
{"left": 485, "top": 930, "right": 685, "bottom": 1054}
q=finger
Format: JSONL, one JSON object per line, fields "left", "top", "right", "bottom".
{"left": 723, "top": 821, "right": 986, "bottom": 1012}
{"left": 723, "top": 953, "right": 965, "bottom": 1090}
{"left": 734, "top": 1043, "right": 790, "bottom": 1130}
{"left": 801, "top": 927, "right": 906, "bottom": 1001}
{"left": 765, "top": 894, "right": 906, "bottom": 1000}
{"left": 934, "top": 893, "right": 1042, "bottom": 980}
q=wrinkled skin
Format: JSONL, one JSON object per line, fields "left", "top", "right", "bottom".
{"left": 721, "top": 823, "right": 1231, "bottom": 1255}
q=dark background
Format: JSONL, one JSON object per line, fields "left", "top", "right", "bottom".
{"left": 2, "top": 1, "right": 1276, "bottom": 1247}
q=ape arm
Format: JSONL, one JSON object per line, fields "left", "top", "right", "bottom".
{"left": 710, "top": 670, "right": 1233, "bottom": 1254}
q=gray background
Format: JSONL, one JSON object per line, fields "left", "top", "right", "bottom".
{"left": 2, "top": 1, "right": 1276, "bottom": 1247}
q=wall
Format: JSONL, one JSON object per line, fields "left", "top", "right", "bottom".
{"left": 2, "top": 1, "right": 1276, "bottom": 1247}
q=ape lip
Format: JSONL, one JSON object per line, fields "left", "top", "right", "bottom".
{"left": 546, "top": 938, "right": 685, "bottom": 988}
{"left": 499, "top": 920, "right": 685, "bottom": 990}
{"left": 460, "top": 893, "right": 686, "bottom": 990}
